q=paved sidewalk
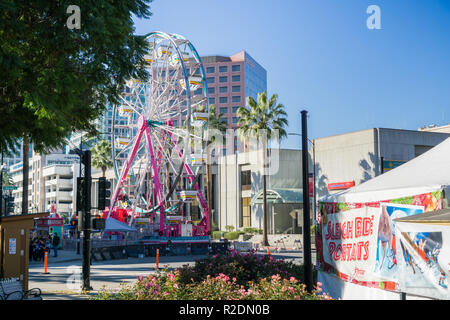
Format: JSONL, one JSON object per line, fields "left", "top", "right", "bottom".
{"left": 29, "top": 248, "right": 82, "bottom": 266}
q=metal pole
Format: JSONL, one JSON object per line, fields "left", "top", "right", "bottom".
{"left": 82, "top": 150, "right": 92, "bottom": 291}
{"left": 1, "top": 151, "right": 3, "bottom": 216}
{"left": 301, "top": 110, "right": 313, "bottom": 293}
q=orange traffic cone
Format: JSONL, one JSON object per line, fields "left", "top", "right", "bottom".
{"left": 43, "top": 250, "right": 50, "bottom": 274}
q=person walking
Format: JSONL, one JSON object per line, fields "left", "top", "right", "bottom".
{"left": 38, "top": 238, "right": 46, "bottom": 261}
{"left": 52, "top": 233, "right": 60, "bottom": 258}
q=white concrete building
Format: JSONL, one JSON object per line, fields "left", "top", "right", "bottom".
{"left": 10, "top": 152, "right": 81, "bottom": 216}
{"left": 216, "top": 148, "right": 306, "bottom": 234}
{"left": 313, "top": 128, "right": 450, "bottom": 199}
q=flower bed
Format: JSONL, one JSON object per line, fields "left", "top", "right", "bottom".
{"left": 93, "top": 250, "right": 331, "bottom": 300}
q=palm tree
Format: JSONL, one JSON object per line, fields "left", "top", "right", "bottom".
{"left": 237, "top": 91, "right": 288, "bottom": 246}
{"left": 91, "top": 140, "right": 113, "bottom": 177}
{"left": 2, "top": 170, "right": 13, "bottom": 186}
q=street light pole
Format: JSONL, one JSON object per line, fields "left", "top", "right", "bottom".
{"left": 301, "top": 110, "right": 313, "bottom": 293}
{"left": 81, "top": 150, "right": 92, "bottom": 291}
{"left": 287, "top": 133, "right": 316, "bottom": 222}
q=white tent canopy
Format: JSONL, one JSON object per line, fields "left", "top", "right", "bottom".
{"left": 103, "top": 217, "right": 137, "bottom": 232}
{"left": 321, "top": 137, "right": 450, "bottom": 203}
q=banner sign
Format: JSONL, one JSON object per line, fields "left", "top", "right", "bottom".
{"left": 396, "top": 222, "right": 450, "bottom": 299}
{"left": 317, "top": 190, "right": 443, "bottom": 292}
{"left": 382, "top": 160, "right": 406, "bottom": 173}
{"left": 327, "top": 181, "right": 355, "bottom": 191}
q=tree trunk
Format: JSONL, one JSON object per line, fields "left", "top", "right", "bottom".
{"left": 102, "top": 166, "right": 106, "bottom": 177}
{"left": 262, "top": 144, "right": 269, "bottom": 246}
{"left": 22, "top": 136, "right": 30, "bottom": 214}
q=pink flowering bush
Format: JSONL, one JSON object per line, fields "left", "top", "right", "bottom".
{"left": 94, "top": 251, "right": 330, "bottom": 300}
{"left": 95, "top": 270, "right": 329, "bottom": 300}
{"left": 177, "top": 250, "right": 316, "bottom": 288}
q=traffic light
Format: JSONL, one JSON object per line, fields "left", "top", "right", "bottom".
{"left": 92, "top": 217, "right": 106, "bottom": 230}
{"left": 71, "top": 216, "right": 78, "bottom": 227}
{"left": 97, "top": 177, "right": 111, "bottom": 210}
{"left": 76, "top": 177, "right": 84, "bottom": 213}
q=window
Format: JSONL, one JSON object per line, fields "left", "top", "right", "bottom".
{"left": 194, "top": 88, "right": 202, "bottom": 95}
{"left": 220, "top": 117, "right": 228, "bottom": 124}
{"left": 219, "top": 86, "right": 228, "bottom": 93}
{"left": 241, "top": 197, "right": 251, "bottom": 228}
{"left": 232, "top": 75, "right": 241, "bottom": 82}
{"left": 219, "top": 96, "right": 228, "bottom": 104}
{"left": 232, "top": 106, "right": 240, "bottom": 113}
{"left": 219, "top": 107, "right": 228, "bottom": 114}
{"left": 209, "top": 97, "right": 215, "bottom": 104}
{"left": 241, "top": 170, "right": 251, "bottom": 190}
{"left": 206, "top": 66, "right": 215, "bottom": 74}
{"left": 219, "top": 76, "right": 228, "bottom": 83}
{"left": 232, "top": 96, "right": 241, "bottom": 103}
{"left": 232, "top": 85, "right": 241, "bottom": 93}
{"left": 208, "top": 87, "right": 215, "bottom": 94}
{"left": 232, "top": 117, "right": 239, "bottom": 124}
{"left": 207, "top": 77, "right": 215, "bottom": 84}
{"left": 219, "top": 66, "right": 228, "bottom": 73}
{"left": 232, "top": 65, "right": 241, "bottom": 72}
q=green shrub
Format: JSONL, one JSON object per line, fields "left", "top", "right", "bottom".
{"left": 224, "top": 231, "right": 240, "bottom": 240}
{"left": 243, "top": 227, "right": 262, "bottom": 234}
{"left": 225, "top": 225, "right": 235, "bottom": 232}
{"left": 212, "top": 231, "right": 222, "bottom": 240}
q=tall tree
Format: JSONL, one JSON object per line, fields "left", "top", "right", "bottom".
{"left": 91, "top": 140, "right": 113, "bottom": 177}
{"left": 237, "top": 92, "right": 288, "bottom": 246}
{"left": 0, "top": 0, "right": 153, "bottom": 213}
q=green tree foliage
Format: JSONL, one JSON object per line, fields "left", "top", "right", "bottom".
{"left": 0, "top": 0, "right": 152, "bottom": 151}
{"left": 0, "top": 0, "right": 152, "bottom": 212}
{"left": 2, "top": 170, "right": 13, "bottom": 186}
{"left": 91, "top": 139, "right": 113, "bottom": 177}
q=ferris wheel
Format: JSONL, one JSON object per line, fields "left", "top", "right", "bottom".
{"left": 107, "top": 31, "right": 210, "bottom": 238}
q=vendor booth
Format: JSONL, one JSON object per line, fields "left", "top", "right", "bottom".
{"left": 34, "top": 213, "right": 64, "bottom": 248}
{"left": 394, "top": 208, "right": 450, "bottom": 299}
{"left": 316, "top": 137, "right": 450, "bottom": 299}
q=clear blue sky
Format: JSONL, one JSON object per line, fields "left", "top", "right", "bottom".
{"left": 133, "top": 0, "right": 450, "bottom": 149}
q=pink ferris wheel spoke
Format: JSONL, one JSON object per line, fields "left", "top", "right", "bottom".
{"left": 143, "top": 124, "right": 166, "bottom": 234}
{"left": 109, "top": 32, "right": 211, "bottom": 238}
{"left": 167, "top": 130, "right": 210, "bottom": 233}
{"left": 107, "top": 115, "right": 146, "bottom": 219}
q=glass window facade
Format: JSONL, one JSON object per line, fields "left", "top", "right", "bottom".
{"left": 244, "top": 52, "right": 267, "bottom": 102}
